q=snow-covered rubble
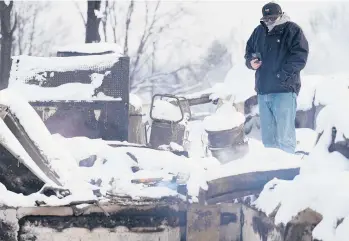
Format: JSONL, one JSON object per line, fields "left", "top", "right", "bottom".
{"left": 205, "top": 138, "right": 302, "bottom": 182}
{"left": 0, "top": 88, "right": 313, "bottom": 207}
{"left": 130, "top": 93, "right": 143, "bottom": 112}
{"left": 254, "top": 103, "right": 349, "bottom": 241}
{"left": 0, "top": 90, "right": 82, "bottom": 188}
{"left": 0, "top": 118, "right": 54, "bottom": 186}
{"left": 0, "top": 89, "right": 96, "bottom": 207}
{"left": 53, "top": 135, "right": 209, "bottom": 201}
{"left": 296, "top": 74, "right": 325, "bottom": 111}
{"left": 9, "top": 72, "right": 119, "bottom": 102}
{"left": 203, "top": 102, "right": 245, "bottom": 132}
{"left": 151, "top": 99, "right": 183, "bottom": 122}
{"left": 9, "top": 53, "right": 121, "bottom": 85}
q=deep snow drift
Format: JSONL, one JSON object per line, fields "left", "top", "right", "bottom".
{"left": 254, "top": 103, "right": 349, "bottom": 241}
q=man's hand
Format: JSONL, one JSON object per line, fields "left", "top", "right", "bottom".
{"left": 250, "top": 59, "right": 262, "bottom": 70}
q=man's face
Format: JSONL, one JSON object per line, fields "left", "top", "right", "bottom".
{"left": 262, "top": 15, "right": 279, "bottom": 25}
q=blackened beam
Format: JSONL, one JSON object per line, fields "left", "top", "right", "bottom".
{"left": 0, "top": 104, "right": 62, "bottom": 186}
{"left": 182, "top": 93, "right": 212, "bottom": 106}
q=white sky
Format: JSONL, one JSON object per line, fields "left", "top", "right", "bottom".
{"left": 27, "top": 0, "right": 348, "bottom": 74}
{"left": 44, "top": 0, "right": 334, "bottom": 45}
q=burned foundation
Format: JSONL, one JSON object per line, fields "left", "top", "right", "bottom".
{"left": 0, "top": 201, "right": 322, "bottom": 241}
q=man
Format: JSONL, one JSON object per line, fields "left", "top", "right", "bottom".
{"left": 244, "top": 2, "right": 309, "bottom": 154}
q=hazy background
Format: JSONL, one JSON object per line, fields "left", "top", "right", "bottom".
{"left": 11, "top": 0, "right": 348, "bottom": 101}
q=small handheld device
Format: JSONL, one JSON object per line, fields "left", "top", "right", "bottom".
{"left": 252, "top": 52, "right": 262, "bottom": 63}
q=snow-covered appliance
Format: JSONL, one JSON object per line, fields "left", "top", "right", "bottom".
{"left": 148, "top": 94, "right": 191, "bottom": 151}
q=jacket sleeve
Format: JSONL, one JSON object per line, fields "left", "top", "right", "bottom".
{"left": 276, "top": 25, "right": 309, "bottom": 82}
{"left": 244, "top": 28, "right": 256, "bottom": 70}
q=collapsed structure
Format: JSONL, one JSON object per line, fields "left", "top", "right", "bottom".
{"left": 0, "top": 43, "right": 347, "bottom": 241}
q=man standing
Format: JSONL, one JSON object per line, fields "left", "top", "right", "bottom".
{"left": 244, "top": 2, "right": 309, "bottom": 154}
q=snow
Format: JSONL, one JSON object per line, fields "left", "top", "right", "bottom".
{"left": 315, "top": 103, "right": 349, "bottom": 141}
{"left": 151, "top": 99, "right": 183, "bottom": 122}
{"left": 52, "top": 134, "right": 208, "bottom": 201}
{"left": 130, "top": 93, "right": 143, "bottom": 112}
{"left": 254, "top": 104, "right": 349, "bottom": 241}
{"left": 315, "top": 74, "right": 349, "bottom": 107}
{"left": 55, "top": 43, "right": 122, "bottom": 55}
{"left": 9, "top": 81, "right": 119, "bottom": 102}
{"left": 295, "top": 128, "right": 318, "bottom": 153}
{"left": 0, "top": 89, "right": 89, "bottom": 192}
{"left": 182, "top": 88, "right": 215, "bottom": 100}
{"left": 203, "top": 102, "right": 245, "bottom": 132}
{"left": 0, "top": 181, "right": 98, "bottom": 208}
{"left": 0, "top": 118, "right": 55, "bottom": 187}
{"left": 209, "top": 64, "right": 255, "bottom": 104}
{"left": 205, "top": 138, "right": 302, "bottom": 181}
{"left": 94, "top": 9, "right": 104, "bottom": 19}
{"left": 8, "top": 71, "right": 122, "bottom": 102}
{"left": 0, "top": 91, "right": 322, "bottom": 208}
{"left": 9, "top": 53, "right": 121, "bottom": 85}
{"left": 297, "top": 75, "right": 325, "bottom": 111}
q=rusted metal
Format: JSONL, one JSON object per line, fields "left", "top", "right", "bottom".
{"left": 186, "top": 204, "right": 220, "bottom": 241}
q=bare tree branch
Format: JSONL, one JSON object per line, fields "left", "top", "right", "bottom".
{"left": 102, "top": 0, "right": 108, "bottom": 42}
{"left": 73, "top": 0, "right": 86, "bottom": 27}
{"left": 123, "top": 0, "right": 134, "bottom": 55}
{"left": 130, "top": 0, "right": 161, "bottom": 81}
{"left": 107, "top": 1, "right": 118, "bottom": 43}
{"left": 12, "top": 2, "right": 51, "bottom": 56}
{"left": 131, "top": 65, "right": 191, "bottom": 92}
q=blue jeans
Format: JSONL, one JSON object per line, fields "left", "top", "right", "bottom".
{"left": 257, "top": 93, "right": 297, "bottom": 154}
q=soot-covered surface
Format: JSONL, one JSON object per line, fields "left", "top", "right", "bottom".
{"left": 18, "top": 205, "right": 184, "bottom": 230}
{"left": 0, "top": 143, "right": 44, "bottom": 195}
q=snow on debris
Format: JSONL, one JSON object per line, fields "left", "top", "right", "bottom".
{"left": 203, "top": 102, "right": 245, "bottom": 132}
{"left": 130, "top": 93, "right": 143, "bottom": 112}
{"left": 55, "top": 43, "right": 122, "bottom": 55}
{"left": 295, "top": 128, "right": 318, "bottom": 154}
{"left": 0, "top": 89, "right": 89, "bottom": 192}
{"left": 9, "top": 53, "right": 121, "bottom": 85}
{"left": 151, "top": 99, "right": 183, "bottom": 122}
{"left": 0, "top": 118, "right": 55, "bottom": 187}
{"left": 52, "top": 134, "right": 209, "bottom": 201}
{"left": 9, "top": 72, "right": 120, "bottom": 102}
{"left": 205, "top": 138, "right": 302, "bottom": 182}
{"left": 254, "top": 103, "right": 349, "bottom": 241}
{"left": 0, "top": 181, "right": 98, "bottom": 208}
{"left": 297, "top": 75, "right": 325, "bottom": 111}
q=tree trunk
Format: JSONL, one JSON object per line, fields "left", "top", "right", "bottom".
{"left": 85, "top": 0, "right": 101, "bottom": 43}
{"left": 0, "top": 1, "right": 16, "bottom": 90}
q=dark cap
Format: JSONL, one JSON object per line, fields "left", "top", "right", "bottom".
{"left": 261, "top": 2, "right": 282, "bottom": 20}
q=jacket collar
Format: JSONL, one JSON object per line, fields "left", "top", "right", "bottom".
{"left": 260, "top": 13, "right": 291, "bottom": 35}
{"left": 260, "top": 20, "right": 289, "bottom": 35}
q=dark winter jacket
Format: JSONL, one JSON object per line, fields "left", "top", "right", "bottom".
{"left": 244, "top": 17, "right": 309, "bottom": 95}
